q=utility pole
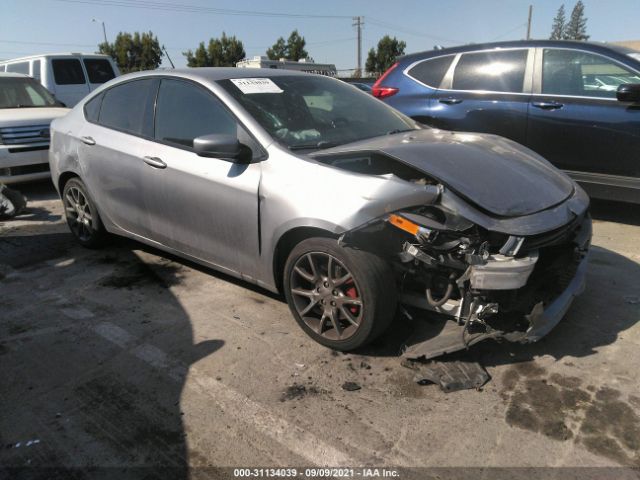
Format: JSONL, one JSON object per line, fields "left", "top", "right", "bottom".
{"left": 92, "top": 18, "right": 108, "bottom": 44}
{"left": 526, "top": 5, "right": 533, "bottom": 40}
{"left": 352, "top": 16, "right": 363, "bottom": 76}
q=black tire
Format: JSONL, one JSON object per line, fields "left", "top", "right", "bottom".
{"left": 283, "top": 237, "right": 397, "bottom": 351}
{"left": 62, "top": 178, "right": 107, "bottom": 248}
{"left": 0, "top": 186, "right": 27, "bottom": 219}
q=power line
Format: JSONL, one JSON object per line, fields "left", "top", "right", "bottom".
{"left": 53, "top": 0, "right": 353, "bottom": 19}
{"left": 0, "top": 39, "right": 95, "bottom": 48}
{"left": 367, "top": 17, "right": 461, "bottom": 44}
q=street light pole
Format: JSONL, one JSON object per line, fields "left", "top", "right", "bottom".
{"left": 92, "top": 18, "right": 108, "bottom": 44}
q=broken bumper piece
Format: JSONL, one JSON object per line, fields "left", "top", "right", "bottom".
{"left": 401, "top": 254, "right": 589, "bottom": 360}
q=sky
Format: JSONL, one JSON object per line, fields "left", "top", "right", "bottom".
{"left": 2, "top": 0, "right": 639, "bottom": 71}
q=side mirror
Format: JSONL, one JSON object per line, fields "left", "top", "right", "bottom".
{"left": 193, "top": 134, "right": 246, "bottom": 161}
{"left": 616, "top": 83, "right": 640, "bottom": 103}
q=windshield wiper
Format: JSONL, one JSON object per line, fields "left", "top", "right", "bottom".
{"left": 386, "top": 128, "right": 416, "bottom": 135}
{"left": 288, "top": 140, "right": 340, "bottom": 151}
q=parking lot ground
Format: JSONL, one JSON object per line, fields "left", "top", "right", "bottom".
{"left": 1, "top": 182, "right": 640, "bottom": 478}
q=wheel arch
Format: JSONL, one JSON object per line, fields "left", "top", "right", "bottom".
{"left": 272, "top": 226, "right": 337, "bottom": 293}
{"left": 57, "top": 171, "right": 81, "bottom": 197}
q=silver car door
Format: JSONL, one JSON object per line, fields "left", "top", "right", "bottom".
{"left": 138, "top": 78, "right": 263, "bottom": 276}
{"left": 78, "top": 78, "right": 159, "bottom": 239}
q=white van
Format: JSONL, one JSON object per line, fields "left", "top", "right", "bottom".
{"left": 0, "top": 53, "right": 120, "bottom": 107}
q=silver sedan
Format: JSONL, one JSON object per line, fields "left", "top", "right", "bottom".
{"left": 50, "top": 69, "right": 591, "bottom": 356}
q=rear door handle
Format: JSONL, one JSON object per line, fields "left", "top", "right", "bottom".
{"left": 143, "top": 156, "right": 167, "bottom": 169}
{"left": 439, "top": 97, "right": 463, "bottom": 105}
{"left": 531, "top": 101, "right": 564, "bottom": 110}
{"left": 81, "top": 136, "right": 96, "bottom": 145}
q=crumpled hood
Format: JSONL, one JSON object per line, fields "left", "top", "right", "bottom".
{"left": 318, "top": 129, "right": 575, "bottom": 217}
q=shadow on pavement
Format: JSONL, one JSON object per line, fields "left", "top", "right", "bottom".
{"left": 0, "top": 218, "right": 223, "bottom": 479}
{"left": 591, "top": 198, "right": 640, "bottom": 227}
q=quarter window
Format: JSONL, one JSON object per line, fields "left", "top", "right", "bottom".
{"left": 98, "top": 79, "right": 157, "bottom": 136}
{"left": 84, "top": 59, "right": 116, "bottom": 84}
{"left": 6, "top": 62, "right": 30, "bottom": 75}
{"left": 154, "top": 79, "right": 238, "bottom": 149}
{"left": 452, "top": 50, "right": 528, "bottom": 93}
{"left": 32, "top": 60, "right": 41, "bottom": 80}
{"left": 52, "top": 59, "right": 86, "bottom": 85}
{"left": 542, "top": 49, "right": 640, "bottom": 98}
{"left": 408, "top": 55, "right": 454, "bottom": 88}
{"left": 84, "top": 93, "right": 104, "bottom": 123}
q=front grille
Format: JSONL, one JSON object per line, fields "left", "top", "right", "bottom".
{"left": 0, "top": 124, "right": 50, "bottom": 145}
{"left": 521, "top": 212, "right": 584, "bottom": 251}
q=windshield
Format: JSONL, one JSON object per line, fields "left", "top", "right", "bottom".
{"left": 0, "top": 76, "right": 59, "bottom": 109}
{"left": 629, "top": 53, "right": 640, "bottom": 62}
{"left": 218, "top": 75, "right": 417, "bottom": 150}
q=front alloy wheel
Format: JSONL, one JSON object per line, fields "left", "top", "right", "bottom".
{"left": 284, "top": 237, "right": 397, "bottom": 351}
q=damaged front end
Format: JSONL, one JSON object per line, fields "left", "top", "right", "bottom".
{"left": 340, "top": 196, "right": 591, "bottom": 360}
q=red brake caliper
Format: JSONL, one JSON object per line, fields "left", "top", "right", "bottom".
{"left": 344, "top": 280, "right": 358, "bottom": 314}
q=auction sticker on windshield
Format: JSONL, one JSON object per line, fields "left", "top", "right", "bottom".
{"left": 230, "top": 78, "right": 283, "bottom": 94}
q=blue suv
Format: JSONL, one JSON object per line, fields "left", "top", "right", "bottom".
{"left": 373, "top": 40, "right": 640, "bottom": 203}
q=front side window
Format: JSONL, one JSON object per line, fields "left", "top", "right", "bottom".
{"left": 155, "top": 79, "right": 239, "bottom": 149}
{"left": 52, "top": 59, "right": 86, "bottom": 85}
{"left": 0, "top": 77, "right": 58, "bottom": 108}
{"left": 452, "top": 50, "right": 528, "bottom": 93}
{"left": 218, "top": 75, "right": 416, "bottom": 150}
{"left": 98, "top": 79, "right": 157, "bottom": 136}
{"left": 542, "top": 49, "right": 640, "bottom": 98}
{"left": 6, "top": 62, "right": 30, "bottom": 75}
{"left": 408, "top": 55, "right": 454, "bottom": 88}
{"left": 84, "top": 59, "right": 116, "bottom": 84}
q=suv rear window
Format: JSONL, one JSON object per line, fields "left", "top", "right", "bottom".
{"left": 52, "top": 59, "right": 86, "bottom": 85}
{"left": 84, "top": 59, "right": 116, "bottom": 84}
{"left": 407, "top": 55, "right": 454, "bottom": 88}
{"left": 452, "top": 50, "right": 528, "bottom": 93}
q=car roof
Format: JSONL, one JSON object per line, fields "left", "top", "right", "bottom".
{"left": 118, "top": 67, "right": 315, "bottom": 83}
{"left": 399, "top": 40, "right": 640, "bottom": 64}
{"left": 110, "top": 67, "right": 324, "bottom": 88}
{"left": 0, "top": 53, "right": 113, "bottom": 63}
{"left": 0, "top": 72, "right": 30, "bottom": 78}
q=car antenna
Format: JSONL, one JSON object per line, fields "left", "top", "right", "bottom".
{"left": 162, "top": 46, "right": 175, "bottom": 69}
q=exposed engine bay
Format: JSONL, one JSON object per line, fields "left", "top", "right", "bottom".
{"left": 315, "top": 149, "right": 592, "bottom": 360}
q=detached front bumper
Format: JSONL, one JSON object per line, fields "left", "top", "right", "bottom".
{"left": 507, "top": 253, "right": 588, "bottom": 343}
{"left": 401, "top": 214, "right": 591, "bottom": 360}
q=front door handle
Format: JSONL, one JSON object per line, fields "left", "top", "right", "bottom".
{"left": 531, "top": 101, "right": 564, "bottom": 110}
{"left": 81, "top": 136, "right": 96, "bottom": 145}
{"left": 439, "top": 97, "right": 463, "bottom": 105}
{"left": 143, "top": 156, "right": 167, "bottom": 169}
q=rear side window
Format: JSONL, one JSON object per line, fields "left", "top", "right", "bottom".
{"left": 407, "top": 55, "right": 454, "bottom": 88}
{"left": 98, "top": 79, "right": 157, "bottom": 137}
{"left": 7, "top": 62, "right": 29, "bottom": 75}
{"left": 32, "top": 59, "right": 41, "bottom": 80}
{"left": 155, "top": 79, "right": 237, "bottom": 148}
{"left": 453, "top": 50, "right": 528, "bottom": 93}
{"left": 52, "top": 59, "right": 86, "bottom": 85}
{"left": 84, "top": 93, "right": 104, "bottom": 122}
{"left": 84, "top": 59, "right": 116, "bottom": 84}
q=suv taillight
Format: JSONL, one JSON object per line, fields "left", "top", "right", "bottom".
{"left": 372, "top": 62, "right": 400, "bottom": 99}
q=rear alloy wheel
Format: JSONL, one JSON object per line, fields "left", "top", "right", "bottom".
{"left": 62, "top": 178, "right": 106, "bottom": 248}
{"left": 284, "top": 237, "right": 397, "bottom": 351}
